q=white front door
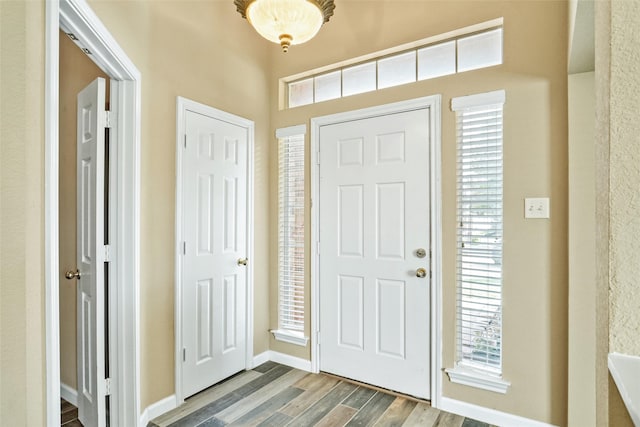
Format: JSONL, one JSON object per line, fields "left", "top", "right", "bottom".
{"left": 319, "top": 108, "right": 431, "bottom": 399}
{"left": 181, "top": 109, "right": 249, "bottom": 398}
{"left": 76, "top": 77, "right": 107, "bottom": 427}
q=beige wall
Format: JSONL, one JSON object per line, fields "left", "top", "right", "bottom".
{"left": 86, "top": 0, "right": 272, "bottom": 409}
{"left": 567, "top": 71, "right": 595, "bottom": 427}
{"left": 269, "top": 1, "right": 568, "bottom": 425}
{"left": 6, "top": 0, "right": 640, "bottom": 425}
{"left": 0, "top": 0, "right": 46, "bottom": 424}
{"left": 58, "top": 30, "right": 110, "bottom": 390}
{"left": 596, "top": 0, "right": 640, "bottom": 425}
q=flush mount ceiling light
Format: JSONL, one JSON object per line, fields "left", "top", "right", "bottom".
{"left": 234, "top": 0, "right": 335, "bottom": 52}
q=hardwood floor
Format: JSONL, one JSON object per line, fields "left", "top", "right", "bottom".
{"left": 150, "top": 362, "right": 493, "bottom": 427}
{"left": 61, "top": 398, "right": 83, "bottom": 426}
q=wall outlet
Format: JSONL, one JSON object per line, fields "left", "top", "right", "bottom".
{"left": 524, "top": 197, "right": 550, "bottom": 219}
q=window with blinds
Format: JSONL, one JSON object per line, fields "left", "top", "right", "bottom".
{"left": 277, "top": 127, "right": 306, "bottom": 336}
{"left": 453, "top": 90, "right": 505, "bottom": 374}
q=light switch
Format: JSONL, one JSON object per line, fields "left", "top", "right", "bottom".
{"left": 524, "top": 198, "right": 550, "bottom": 219}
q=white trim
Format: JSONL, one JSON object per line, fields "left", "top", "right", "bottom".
{"left": 429, "top": 96, "right": 443, "bottom": 409}
{"left": 440, "top": 397, "right": 559, "bottom": 427}
{"left": 252, "top": 351, "right": 271, "bottom": 368}
{"left": 451, "top": 89, "right": 506, "bottom": 111}
{"left": 310, "top": 96, "right": 443, "bottom": 404}
{"left": 267, "top": 351, "right": 313, "bottom": 372}
{"left": 139, "top": 395, "right": 178, "bottom": 427}
{"left": 45, "top": 2, "right": 61, "bottom": 426}
{"left": 60, "top": 383, "right": 78, "bottom": 406}
{"left": 46, "top": 0, "right": 141, "bottom": 425}
{"left": 139, "top": 351, "right": 311, "bottom": 426}
{"left": 445, "top": 366, "right": 510, "bottom": 394}
{"left": 276, "top": 124, "right": 307, "bottom": 139}
{"left": 271, "top": 329, "right": 309, "bottom": 347}
{"left": 252, "top": 351, "right": 312, "bottom": 372}
{"left": 59, "top": 1, "right": 138, "bottom": 80}
{"left": 174, "top": 96, "right": 255, "bottom": 403}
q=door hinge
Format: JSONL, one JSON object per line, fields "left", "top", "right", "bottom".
{"left": 183, "top": 348, "right": 186, "bottom": 362}
{"left": 105, "top": 111, "right": 112, "bottom": 128}
{"left": 184, "top": 134, "right": 187, "bottom": 149}
{"left": 316, "top": 151, "right": 320, "bottom": 165}
{"left": 104, "top": 245, "right": 111, "bottom": 262}
{"left": 182, "top": 241, "right": 186, "bottom": 255}
{"left": 104, "top": 378, "right": 112, "bottom": 396}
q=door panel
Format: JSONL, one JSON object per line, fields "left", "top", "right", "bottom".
{"left": 182, "top": 110, "right": 248, "bottom": 398}
{"left": 319, "top": 108, "right": 431, "bottom": 399}
{"left": 76, "top": 77, "right": 107, "bottom": 427}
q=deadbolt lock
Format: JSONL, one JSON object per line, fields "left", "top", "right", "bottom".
{"left": 415, "top": 248, "right": 427, "bottom": 258}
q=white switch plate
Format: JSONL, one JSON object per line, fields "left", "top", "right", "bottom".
{"left": 524, "top": 197, "right": 550, "bottom": 219}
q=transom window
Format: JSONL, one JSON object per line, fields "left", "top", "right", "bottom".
{"left": 284, "top": 19, "right": 503, "bottom": 109}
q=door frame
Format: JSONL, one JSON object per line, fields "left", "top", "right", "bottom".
{"left": 174, "top": 97, "right": 255, "bottom": 403}
{"left": 45, "top": 0, "right": 141, "bottom": 425}
{"left": 310, "top": 96, "right": 443, "bottom": 407}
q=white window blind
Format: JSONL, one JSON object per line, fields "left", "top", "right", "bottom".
{"left": 278, "top": 128, "right": 305, "bottom": 333}
{"left": 453, "top": 90, "right": 504, "bottom": 374}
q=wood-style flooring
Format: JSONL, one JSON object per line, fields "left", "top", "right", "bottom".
{"left": 150, "top": 362, "right": 493, "bottom": 427}
{"left": 61, "top": 398, "right": 83, "bottom": 426}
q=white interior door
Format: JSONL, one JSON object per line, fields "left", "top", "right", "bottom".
{"left": 181, "top": 109, "right": 248, "bottom": 398}
{"left": 319, "top": 108, "right": 431, "bottom": 399}
{"left": 76, "top": 77, "right": 107, "bottom": 427}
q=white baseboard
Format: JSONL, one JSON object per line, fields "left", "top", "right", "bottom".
{"left": 267, "top": 351, "right": 312, "bottom": 372}
{"left": 252, "top": 351, "right": 270, "bottom": 368}
{"left": 439, "top": 397, "right": 559, "bottom": 427}
{"left": 142, "top": 352, "right": 311, "bottom": 426}
{"left": 139, "top": 394, "right": 177, "bottom": 426}
{"left": 60, "top": 383, "right": 78, "bottom": 406}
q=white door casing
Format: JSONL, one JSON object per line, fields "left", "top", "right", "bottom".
{"left": 317, "top": 104, "right": 437, "bottom": 400}
{"left": 176, "top": 99, "right": 254, "bottom": 400}
{"left": 76, "top": 77, "right": 107, "bottom": 427}
{"left": 46, "top": 1, "right": 141, "bottom": 425}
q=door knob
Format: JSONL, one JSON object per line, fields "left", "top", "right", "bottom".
{"left": 237, "top": 258, "right": 248, "bottom": 266}
{"left": 65, "top": 269, "right": 81, "bottom": 280}
{"left": 415, "top": 268, "right": 427, "bottom": 278}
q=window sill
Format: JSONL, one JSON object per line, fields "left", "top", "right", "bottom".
{"left": 271, "top": 329, "right": 309, "bottom": 347}
{"left": 445, "top": 365, "right": 510, "bottom": 394}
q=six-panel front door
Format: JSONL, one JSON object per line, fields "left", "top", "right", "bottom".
{"left": 319, "top": 108, "right": 431, "bottom": 399}
{"left": 181, "top": 109, "right": 248, "bottom": 398}
{"left": 76, "top": 77, "right": 107, "bottom": 427}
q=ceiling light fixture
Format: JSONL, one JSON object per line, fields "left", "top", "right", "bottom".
{"left": 234, "top": 0, "right": 335, "bottom": 53}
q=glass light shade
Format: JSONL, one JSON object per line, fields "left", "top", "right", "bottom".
{"left": 246, "top": 0, "right": 323, "bottom": 52}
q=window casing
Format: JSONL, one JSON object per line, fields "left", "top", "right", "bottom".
{"left": 273, "top": 126, "right": 308, "bottom": 346}
{"left": 447, "top": 90, "right": 509, "bottom": 393}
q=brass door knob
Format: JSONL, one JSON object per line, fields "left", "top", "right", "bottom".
{"left": 237, "top": 258, "right": 248, "bottom": 266}
{"left": 415, "top": 268, "right": 427, "bottom": 278}
{"left": 65, "top": 269, "right": 81, "bottom": 280}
